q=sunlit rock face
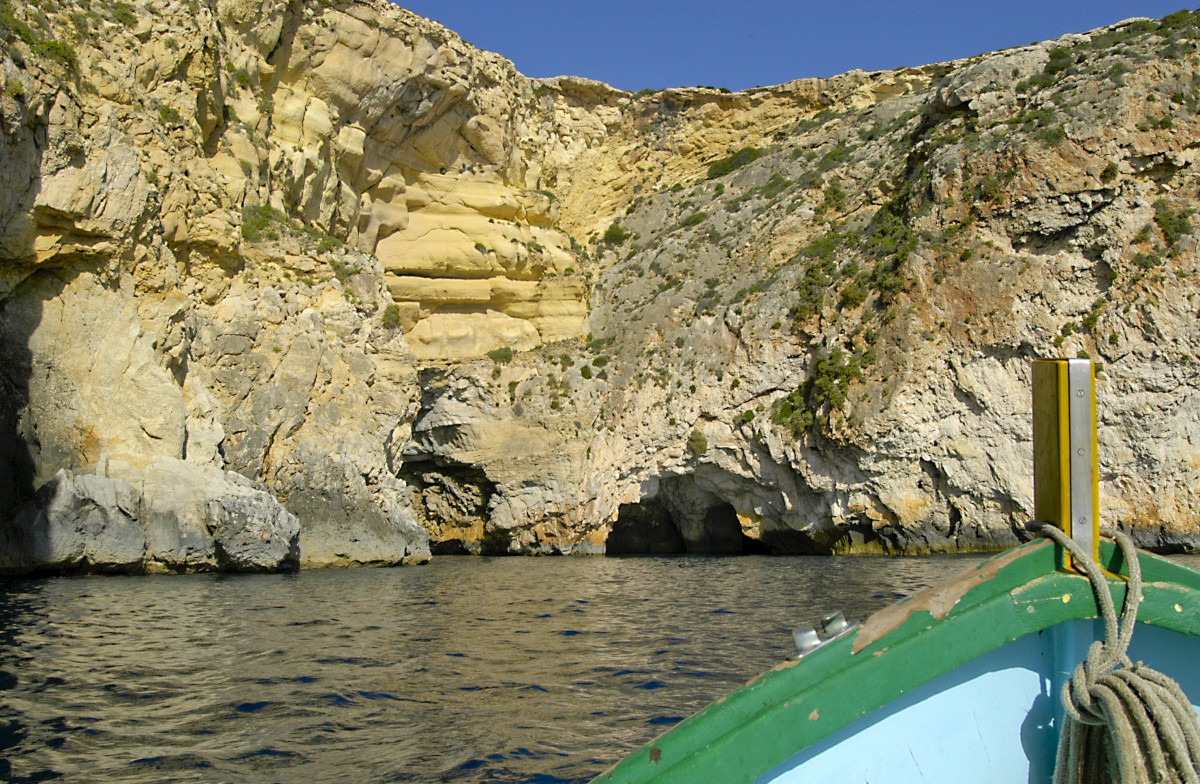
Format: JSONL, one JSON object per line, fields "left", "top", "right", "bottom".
{"left": 1, "top": 1, "right": 1199, "bottom": 569}
{"left": 252, "top": 3, "right": 594, "bottom": 358}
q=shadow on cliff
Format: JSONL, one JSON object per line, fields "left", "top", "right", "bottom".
{"left": 0, "top": 272, "right": 45, "bottom": 521}
{"left": 0, "top": 80, "right": 53, "bottom": 526}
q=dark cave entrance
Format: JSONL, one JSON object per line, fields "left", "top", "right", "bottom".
{"left": 606, "top": 498, "right": 686, "bottom": 554}
{"left": 606, "top": 491, "right": 764, "bottom": 556}
{"left": 693, "top": 502, "right": 748, "bottom": 554}
{"left": 398, "top": 455, "right": 499, "bottom": 555}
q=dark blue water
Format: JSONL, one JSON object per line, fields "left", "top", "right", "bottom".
{"left": 4, "top": 553, "right": 1191, "bottom": 782}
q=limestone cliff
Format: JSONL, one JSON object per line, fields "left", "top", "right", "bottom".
{"left": 1, "top": 0, "right": 1199, "bottom": 572}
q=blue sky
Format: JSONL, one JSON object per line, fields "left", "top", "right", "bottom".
{"left": 394, "top": 2, "right": 1192, "bottom": 92}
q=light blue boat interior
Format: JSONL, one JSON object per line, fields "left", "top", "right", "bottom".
{"left": 754, "top": 622, "right": 1200, "bottom": 784}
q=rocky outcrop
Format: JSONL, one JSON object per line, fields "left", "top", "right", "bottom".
{"left": 1, "top": 2, "right": 1199, "bottom": 570}
{"left": 0, "top": 463, "right": 299, "bottom": 574}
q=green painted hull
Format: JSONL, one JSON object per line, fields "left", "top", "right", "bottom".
{"left": 591, "top": 540, "right": 1200, "bottom": 783}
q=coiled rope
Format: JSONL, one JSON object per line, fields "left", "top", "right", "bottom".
{"left": 1037, "top": 525, "right": 1200, "bottom": 783}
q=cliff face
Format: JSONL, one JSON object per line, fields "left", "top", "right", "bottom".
{"left": 1, "top": 1, "right": 1199, "bottom": 571}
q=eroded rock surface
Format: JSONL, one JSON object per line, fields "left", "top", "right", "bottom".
{"left": 0, "top": 463, "right": 299, "bottom": 574}
{"left": 1, "top": 2, "right": 1199, "bottom": 570}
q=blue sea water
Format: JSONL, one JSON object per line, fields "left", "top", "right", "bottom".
{"left": 1, "top": 553, "right": 1195, "bottom": 782}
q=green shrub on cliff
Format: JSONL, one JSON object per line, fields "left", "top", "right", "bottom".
{"left": 817, "top": 141, "right": 852, "bottom": 172}
{"left": 241, "top": 204, "right": 281, "bottom": 241}
{"left": 706, "top": 147, "right": 763, "bottom": 179}
{"left": 811, "top": 349, "right": 861, "bottom": 410}
{"left": 603, "top": 222, "right": 630, "bottom": 245}
{"left": 818, "top": 178, "right": 846, "bottom": 215}
{"left": 790, "top": 260, "right": 834, "bottom": 322}
{"left": 0, "top": 1, "right": 35, "bottom": 44}
{"left": 839, "top": 279, "right": 867, "bottom": 309}
{"left": 1153, "top": 199, "right": 1193, "bottom": 247}
{"left": 30, "top": 37, "right": 77, "bottom": 70}
{"left": 977, "top": 175, "right": 1002, "bottom": 203}
{"left": 1019, "top": 46, "right": 1076, "bottom": 91}
{"left": 755, "top": 173, "right": 792, "bottom": 200}
{"left": 771, "top": 348, "right": 863, "bottom": 436}
{"left": 486, "top": 347, "right": 514, "bottom": 364}
{"left": 157, "top": 103, "right": 183, "bottom": 125}
{"left": 112, "top": 1, "right": 138, "bottom": 27}
{"left": 687, "top": 429, "right": 708, "bottom": 456}
{"left": 381, "top": 304, "right": 402, "bottom": 330}
{"left": 1159, "top": 9, "right": 1200, "bottom": 30}
{"left": 861, "top": 200, "right": 915, "bottom": 302}
{"left": 0, "top": 0, "right": 78, "bottom": 71}
{"left": 329, "top": 257, "right": 357, "bottom": 283}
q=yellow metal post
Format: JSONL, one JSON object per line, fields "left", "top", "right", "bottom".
{"left": 1032, "top": 358, "right": 1100, "bottom": 570}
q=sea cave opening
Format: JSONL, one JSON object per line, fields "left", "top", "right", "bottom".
{"left": 606, "top": 498, "right": 686, "bottom": 554}
{"left": 605, "top": 493, "right": 764, "bottom": 556}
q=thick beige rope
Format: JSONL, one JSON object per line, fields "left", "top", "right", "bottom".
{"left": 1038, "top": 526, "right": 1200, "bottom": 783}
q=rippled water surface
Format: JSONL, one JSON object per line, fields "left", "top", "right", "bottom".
{"left": 4, "top": 553, "right": 1195, "bottom": 782}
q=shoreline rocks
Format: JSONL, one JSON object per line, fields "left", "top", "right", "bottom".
{"left": 0, "top": 462, "right": 301, "bottom": 575}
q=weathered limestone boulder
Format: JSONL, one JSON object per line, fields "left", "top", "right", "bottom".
{"left": 405, "top": 311, "right": 542, "bottom": 359}
{"left": 0, "top": 470, "right": 145, "bottom": 573}
{"left": 208, "top": 485, "right": 302, "bottom": 572}
{"left": 0, "top": 463, "right": 300, "bottom": 575}
{"left": 130, "top": 459, "right": 300, "bottom": 572}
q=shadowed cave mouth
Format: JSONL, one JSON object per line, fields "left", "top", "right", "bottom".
{"left": 606, "top": 496, "right": 770, "bottom": 556}
{"left": 398, "top": 455, "right": 502, "bottom": 556}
